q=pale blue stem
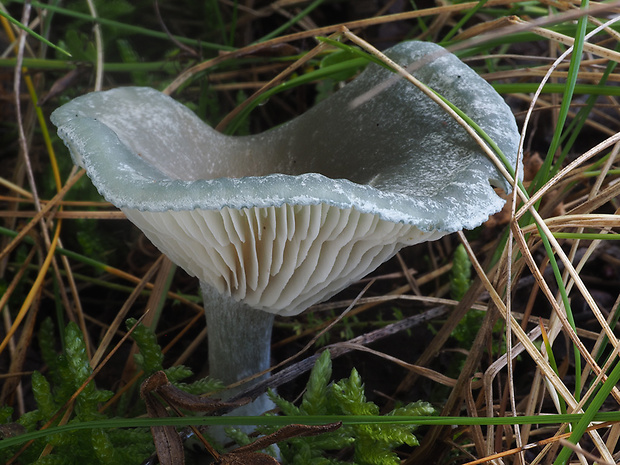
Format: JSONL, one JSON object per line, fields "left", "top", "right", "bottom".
{"left": 200, "top": 282, "right": 275, "bottom": 419}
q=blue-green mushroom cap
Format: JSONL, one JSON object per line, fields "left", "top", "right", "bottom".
{"left": 51, "top": 41, "right": 520, "bottom": 315}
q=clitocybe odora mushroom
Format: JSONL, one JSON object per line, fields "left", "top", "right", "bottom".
{"left": 51, "top": 41, "right": 520, "bottom": 418}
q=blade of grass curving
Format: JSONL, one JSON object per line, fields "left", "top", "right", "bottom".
{"left": 593, "top": 300, "right": 620, "bottom": 366}
{"left": 407, "top": 0, "right": 430, "bottom": 34}
{"left": 84, "top": 0, "right": 103, "bottom": 91}
{"left": 551, "top": 232, "right": 620, "bottom": 240}
{"left": 1, "top": 15, "right": 62, "bottom": 191}
{"left": 536, "top": 224, "right": 581, "bottom": 401}
{"left": 0, "top": 170, "right": 84, "bottom": 264}
{"left": 556, "top": 52, "right": 619, "bottom": 160}
{"left": 0, "top": 57, "right": 78, "bottom": 70}
{"left": 216, "top": 35, "right": 340, "bottom": 132}
{"left": 493, "top": 82, "right": 620, "bottom": 96}
{"left": 3, "top": 412, "right": 620, "bottom": 451}
{"left": 0, "top": 9, "right": 70, "bottom": 56}
{"left": 317, "top": 36, "right": 395, "bottom": 69}
{"left": 514, "top": 11, "right": 620, "bottom": 406}
{"left": 5, "top": 0, "right": 234, "bottom": 51}
{"left": 529, "top": 202, "right": 620, "bottom": 403}
{"left": 0, "top": 225, "right": 202, "bottom": 310}
{"left": 256, "top": 0, "right": 326, "bottom": 43}
{"left": 203, "top": 0, "right": 227, "bottom": 45}
{"left": 341, "top": 35, "right": 579, "bottom": 407}
{"left": 554, "top": 354, "right": 620, "bottom": 465}
{"left": 167, "top": 0, "right": 549, "bottom": 95}
{"left": 227, "top": 0, "right": 237, "bottom": 47}
{"left": 530, "top": 0, "right": 590, "bottom": 194}
{"left": 225, "top": 56, "right": 371, "bottom": 134}
{"left": 483, "top": 225, "right": 614, "bottom": 461}
{"left": 540, "top": 322, "right": 567, "bottom": 415}
{"left": 460, "top": 230, "right": 580, "bottom": 413}
{"left": 343, "top": 30, "right": 523, "bottom": 188}
{"left": 517, "top": 133, "right": 620, "bottom": 221}
{"left": 440, "top": 0, "right": 489, "bottom": 43}
{"left": 432, "top": 90, "right": 519, "bottom": 183}
{"left": 0, "top": 222, "right": 62, "bottom": 357}
{"left": 4, "top": 5, "right": 93, "bottom": 356}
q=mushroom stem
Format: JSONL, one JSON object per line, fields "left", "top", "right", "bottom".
{"left": 201, "top": 282, "right": 274, "bottom": 397}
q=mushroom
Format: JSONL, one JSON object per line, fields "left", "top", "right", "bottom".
{"left": 51, "top": 41, "right": 520, "bottom": 419}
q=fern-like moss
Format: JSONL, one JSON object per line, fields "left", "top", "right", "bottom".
{"left": 0, "top": 321, "right": 155, "bottom": 465}
{"left": 450, "top": 243, "right": 472, "bottom": 301}
{"left": 250, "top": 350, "right": 433, "bottom": 464}
{"left": 126, "top": 318, "right": 164, "bottom": 375}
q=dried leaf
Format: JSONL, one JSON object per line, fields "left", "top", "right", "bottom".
{"left": 141, "top": 373, "right": 185, "bottom": 465}
{"left": 141, "top": 372, "right": 339, "bottom": 465}
{"left": 140, "top": 371, "right": 250, "bottom": 465}
{"left": 142, "top": 371, "right": 249, "bottom": 413}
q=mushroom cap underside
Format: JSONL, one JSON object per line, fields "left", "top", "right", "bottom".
{"left": 128, "top": 204, "right": 445, "bottom": 315}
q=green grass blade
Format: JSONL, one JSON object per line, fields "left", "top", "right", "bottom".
{"left": 492, "top": 83, "right": 620, "bottom": 96}
{"left": 440, "top": 0, "right": 489, "bottom": 43}
{"left": 530, "top": 3, "right": 589, "bottom": 193}
{"left": 554, "top": 356, "right": 620, "bottom": 465}
{"left": 4, "top": 412, "right": 620, "bottom": 451}
{"left": 0, "top": 9, "right": 71, "bottom": 57}
{"left": 6, "top": 0, "right": 233, "bottom": 52}
{"left": 256, "top": 0, "right": 326, "bottom": 43}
